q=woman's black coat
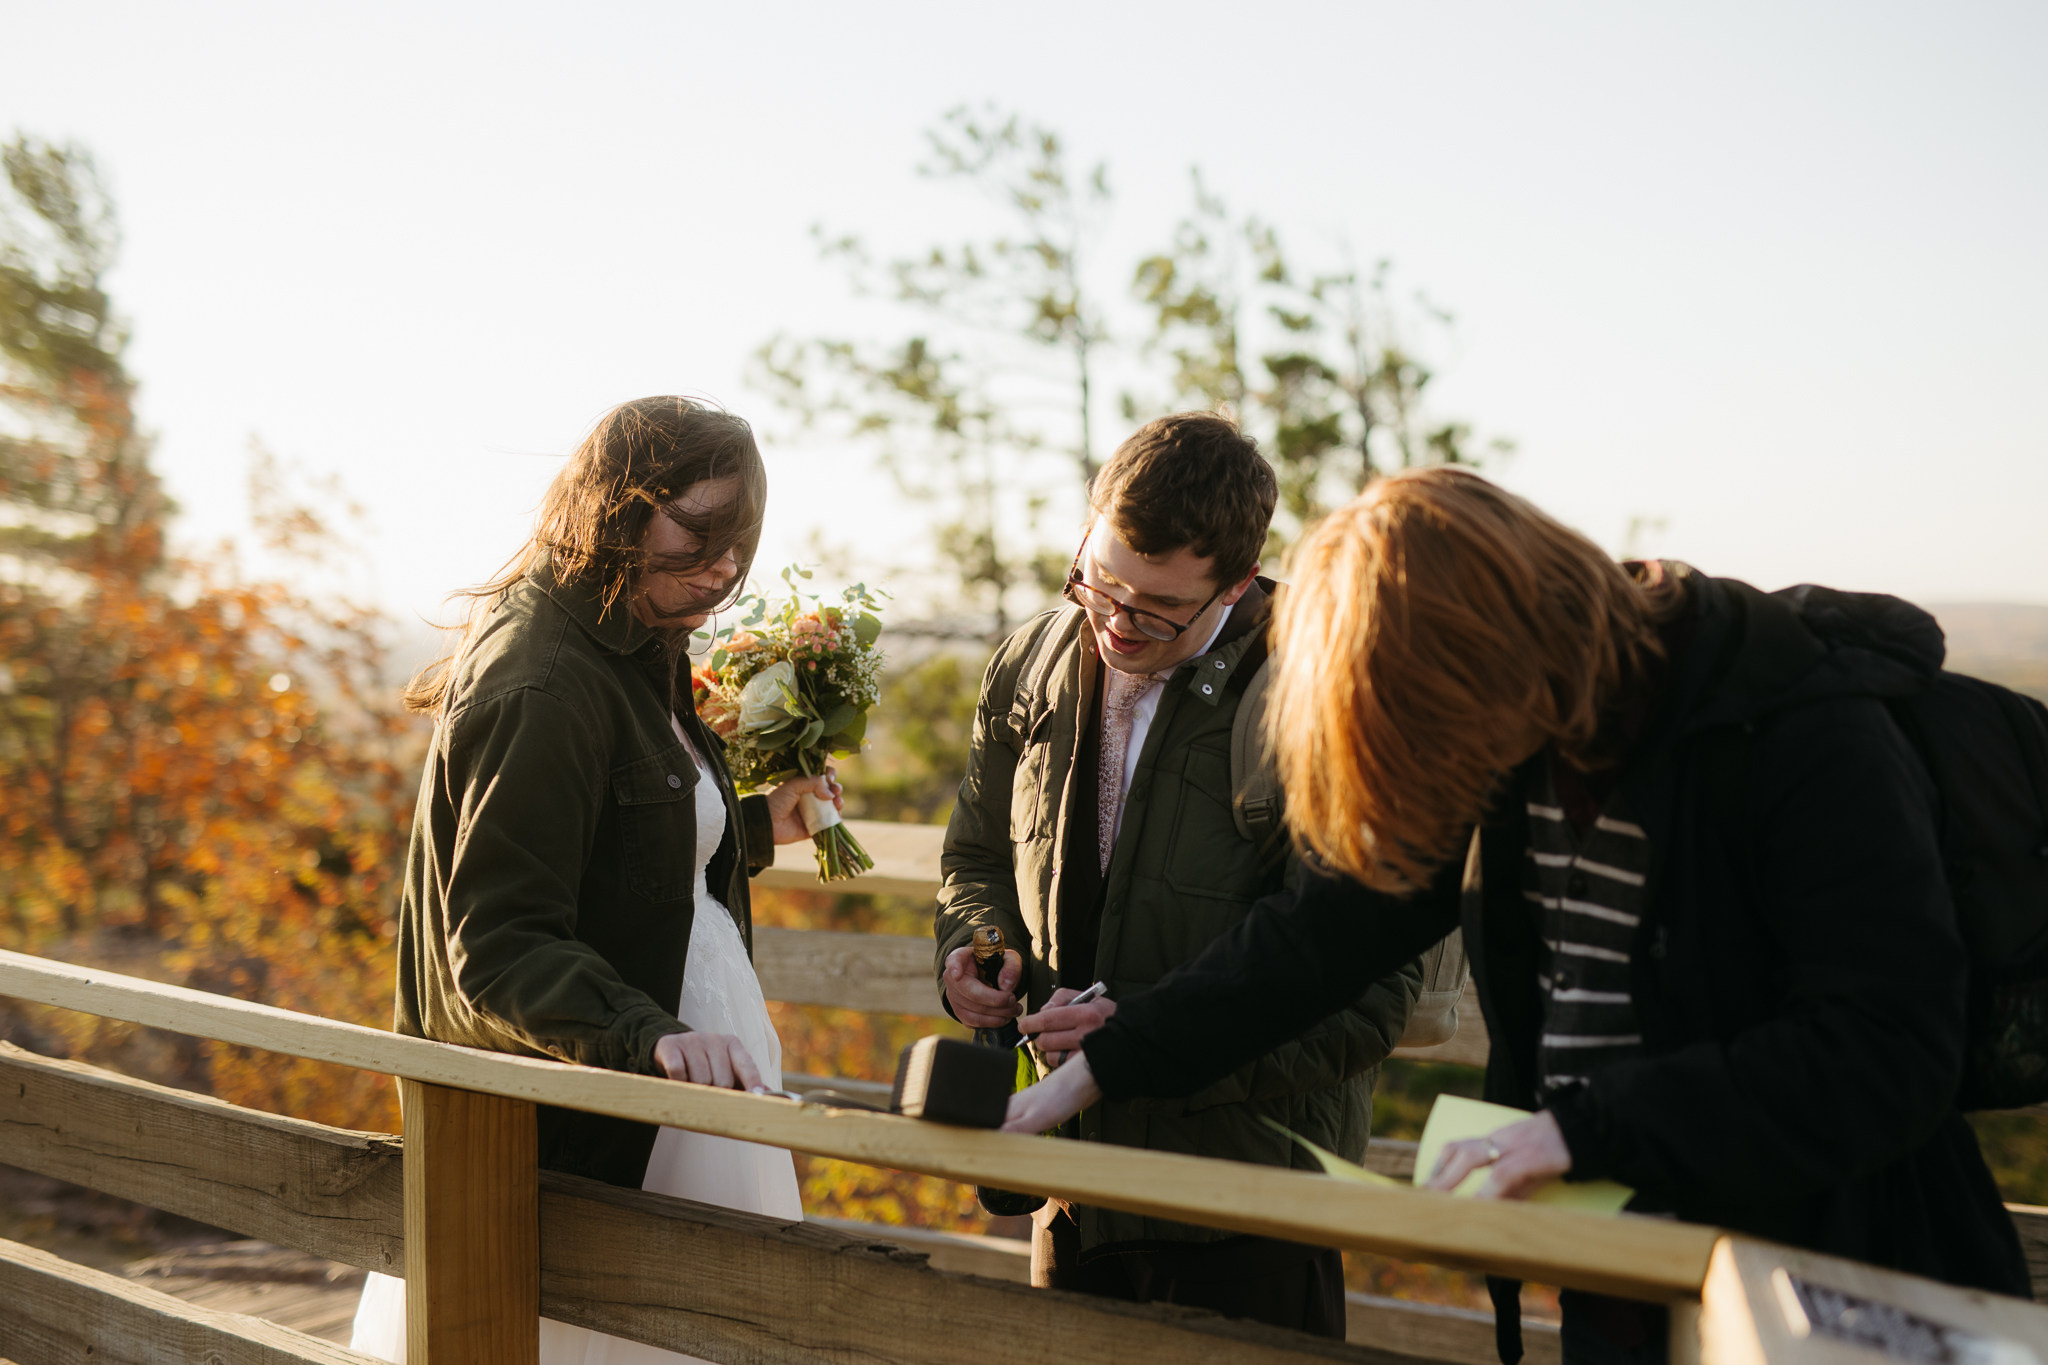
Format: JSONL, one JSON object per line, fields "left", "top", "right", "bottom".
{"left": 1082, "top": 570, "right": 2030, "bottom": 1299}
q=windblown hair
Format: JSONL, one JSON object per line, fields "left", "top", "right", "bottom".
{"left": 1267, "top": 468, "right": 1671, "bottom": 893}
{"left": 1090, "top": 411, "right": 1275, "bottom": 589}
{"left": 405, "top": 396, "right": 766, "bottom": 715}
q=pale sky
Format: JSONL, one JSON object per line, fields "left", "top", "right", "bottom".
{"left": 8, "top": 1, "right": 2045, "bottom": 632}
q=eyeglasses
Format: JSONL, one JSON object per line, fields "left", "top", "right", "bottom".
{"left": 1062, "top": 537, "right": 1222, "bottom": 643}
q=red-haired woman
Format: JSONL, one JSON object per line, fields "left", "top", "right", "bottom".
{"left": 1008, "top": 468, "right": 2029, "bottom": 1363}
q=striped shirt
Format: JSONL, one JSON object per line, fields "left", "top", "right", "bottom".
{"left": 1526, "top": 762, "right": 1649, "bottom": 1094}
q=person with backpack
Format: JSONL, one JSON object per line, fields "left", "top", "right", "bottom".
{"left": 934, "top": 411, "right": 1431, "bottom": 1337}
{"left": 1008, "top": 467, "right": 2036, "bottom": 1363}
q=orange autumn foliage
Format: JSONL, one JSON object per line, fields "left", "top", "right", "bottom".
{"left": 0, "top": 137, "right": 416, "bottom": 1130}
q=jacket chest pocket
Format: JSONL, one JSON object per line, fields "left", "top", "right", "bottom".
{"left": 611, "top": 745, "right": 700, "bottom": 904}
{"left": 1006, "top": 701, "right": 1056, "bottom": 844}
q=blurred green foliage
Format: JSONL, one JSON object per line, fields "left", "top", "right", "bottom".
{"left": 837, "top": 648, "right": 987, "bottom": 827}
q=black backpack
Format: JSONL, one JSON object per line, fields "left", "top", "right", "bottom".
{"left": 1716, "top": 667, "right": 2048, "bottom": 1110}
{"left": 1885, "top": 673, "right": 2048, "bottom": 1110}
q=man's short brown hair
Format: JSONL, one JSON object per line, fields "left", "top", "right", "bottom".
{"left": 1089, "top": 411, "right": 1276, "bottom": 589}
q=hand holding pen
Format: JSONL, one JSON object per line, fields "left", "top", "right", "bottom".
{"left": 1017, "top": 981, "right": 1116, "bottom": 1069}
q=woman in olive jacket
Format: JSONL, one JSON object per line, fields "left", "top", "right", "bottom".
{"left": 1010, "top": 470, "right": 2029, "bottom": 1364}
{"left": 392, "top": 397, "right": 835, "bottom": 1187}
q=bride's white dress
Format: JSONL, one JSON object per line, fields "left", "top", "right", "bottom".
{"left": 350, "top": 725, "right": 803, "bottom": 1362}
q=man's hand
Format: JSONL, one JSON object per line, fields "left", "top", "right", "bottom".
{"left": 653, "top": 1031, "right": 764, "bottom": 1090}
{"left": 766, "top": 769, "right": 843, "bottom": 845}
{"left": 1422, "top": 1110, "right": 1572, "bottom": 1200}
{"left": 1017, "top": 993, "right": 1117, "bottom": 1066}
{"left": 942, "top": 945, "right": 1022, "bottom": 1028}
{"left": 1003, "top": 1053, "right": 1102, "bottom": 1133}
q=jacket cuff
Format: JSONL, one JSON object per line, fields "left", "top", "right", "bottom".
{"left": 1543, "top": 1083, "right": 1617, "bottom": 1183}
{"left": 739, "top": 793, "right": 776, "bottom": 874}
{"left": 625, "top": 1009, "right": 692, "bottom": 1076}
{"left": 1079, "top": 1026, "right": 1145, "bottom": 1103}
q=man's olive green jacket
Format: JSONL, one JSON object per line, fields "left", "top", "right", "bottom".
{"left": 395, "top": 562, "right": 775, "bottom": 1188}
{"left": 935, "top": 587, "right": 1421, "bottom": 1251}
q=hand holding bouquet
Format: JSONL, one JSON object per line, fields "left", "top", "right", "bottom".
{"left": 692, "top": 567, "right": 885, "bottom": 882}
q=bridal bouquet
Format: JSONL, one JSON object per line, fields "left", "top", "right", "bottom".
{"left": 692, "top": 567, "right": 885, "bottom": 882}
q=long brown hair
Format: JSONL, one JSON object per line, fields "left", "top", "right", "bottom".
{"left": 1267, "top": 468, "right": 1670, "bottom": 893}
{"left": 405, "top": 396, "right": 767, "bottom": 715}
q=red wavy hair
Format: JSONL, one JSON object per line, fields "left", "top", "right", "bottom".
{"left": 1267, "top": 468, "right": 1671, "bottom": 893}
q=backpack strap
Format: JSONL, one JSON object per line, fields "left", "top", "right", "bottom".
{"left": 990, "top": 609, "right": 1087, "bottom": 753}
{"left": 1985, "top": 686, "right": 2048, "bottom": 861}
{"left": 1228, "top": 636, "right": 1281, "bottom": 850}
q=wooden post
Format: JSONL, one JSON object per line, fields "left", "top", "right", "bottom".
{"left": 401, "top": 1079, "right": 539, "bottom": 1364}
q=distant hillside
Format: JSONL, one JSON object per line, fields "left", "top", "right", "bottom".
{"left": 1925, "top": 602, "right": 2048, "bottom": 702}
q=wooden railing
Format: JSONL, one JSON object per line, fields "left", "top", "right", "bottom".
{"left": 1, "top": 818, "right": 2043, "bottom": 1365}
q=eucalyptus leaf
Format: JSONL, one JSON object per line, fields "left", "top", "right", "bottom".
{"left": 820, "top": 703, "right": 858, "bottom": 736}
{"left": 855, "top": 612, "right": 882, "bottom": 646}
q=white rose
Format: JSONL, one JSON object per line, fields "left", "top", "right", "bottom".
{"left": 736, "top": 660, "right": 800, "bottom": 733}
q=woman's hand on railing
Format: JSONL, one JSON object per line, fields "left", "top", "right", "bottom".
{"left": 653, "top": 1030, "right": 764, "bottom": 1090}
{"left": 1423, "top": 1110, "right": 1571, "bottom": 1200}
{"left": 1002, "top": 1053, "right": 1102, "bottom": 1133}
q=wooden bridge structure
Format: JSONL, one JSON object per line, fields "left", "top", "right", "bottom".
{"left": 1, "top": 818, "right": 2043, "bottom": 1365}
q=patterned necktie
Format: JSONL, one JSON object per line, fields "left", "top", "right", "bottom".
{"left": 1099, "top": 666, "right": 1166, "bottom": 874}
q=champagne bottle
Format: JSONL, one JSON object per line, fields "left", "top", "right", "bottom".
{"left": 967, "top": 926, "right": 1044, "bottom": 1217}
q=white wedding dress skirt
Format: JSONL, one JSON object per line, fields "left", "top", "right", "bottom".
{"left": 351, "top": 730, "right": 802, "bottom": 1363}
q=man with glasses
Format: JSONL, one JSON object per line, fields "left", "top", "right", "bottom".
{"left": 933, "top": 411, "right": 1421, "bottom": 1337}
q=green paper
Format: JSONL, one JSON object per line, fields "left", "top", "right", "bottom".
{"left": 1416, "top": 1095, "right": 1635, "bottom": 1214}
{"left": 1263, "top": 1096, "right": 1634, "bottom": 1215}
{"left": 1259, "top": 1116, "right": 1402, "bottom": 1187}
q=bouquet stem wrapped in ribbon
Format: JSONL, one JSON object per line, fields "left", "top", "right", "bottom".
{"left": 692, "top": 567, "right": 885, "bottom": 883}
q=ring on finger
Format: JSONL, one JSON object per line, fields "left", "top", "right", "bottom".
{"left": 1484, "top": 1142, "right": 1503, "bottom": 1164}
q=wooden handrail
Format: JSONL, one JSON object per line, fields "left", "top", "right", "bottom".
{"left": 0, "top": 946, "right": 1704, "bottom": 1301}
{"left": 0, "top": 1043, "right": 1409, "bottom": 1364}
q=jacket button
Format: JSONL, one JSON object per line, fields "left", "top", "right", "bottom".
{"left": 1201, "top": 683, "right": 1214, "bottom": 695}
{"left": 1213, "top": 659, "right": 1226, "bottom": 669}
{"left": 667, "top": 773, "right": 683, "bottom": 788}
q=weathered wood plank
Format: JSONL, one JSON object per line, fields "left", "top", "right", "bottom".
{"left": 401, "top": 1080, "right": 538, "bottom": 1365}
{"left": 812, "top": 1215, "right": 1563, "bottom": 1365}
{"left": 753, "top": 819, "right": 948, "bottom": 898}
{"left": 0, "top": 1042, "right": 403, "bottom": 1276}
{"left": 0, "top": 949, "right": 1717, "bottom": 1300}
{"left": 753, "top": 926, "right": 947, "bottom": 1017}
{"left": 0, "top": 1235, "right": 377, "bottom": 1365}
{"left": 538, "top": 1170, "right": 1415, "bottom": 1365}
{"left": 1347, "top": 1295, "right": 1560, "bottom": 1365}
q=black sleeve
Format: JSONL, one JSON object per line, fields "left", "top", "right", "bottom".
{"left": 1546, "top": 696, "right": 1967, "bottom": 1206}
{"left": 1081, "top": 855, "right": 1465, "bottom": 1101}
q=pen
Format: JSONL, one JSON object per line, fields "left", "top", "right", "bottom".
{"left": 1017, "top": 980, "right": 1109, "bottom": 1052}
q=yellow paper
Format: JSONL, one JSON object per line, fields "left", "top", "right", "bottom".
{"left": 1416, "top": 1094, "right": 1635, "bottom": 1215}
{"left": 1259, "top": 1116, "right": 1402, "bottom": 1186}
